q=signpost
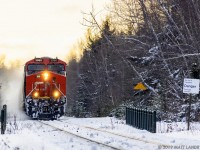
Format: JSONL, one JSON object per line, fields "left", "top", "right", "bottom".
{"left": 134, "top": 82, "right": 148, "bottom": 107}
{"left": 183, "top": 78, "right": 199, "bottom": 130}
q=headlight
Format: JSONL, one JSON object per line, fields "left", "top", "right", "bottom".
{"left": 33, "top": 91, "right": 39, "bottom": 98}
{"left": 53, "top": 91, "right": 60, "bottom": 99}
{"left": 43, "top": 72, "right": 49, "bottom": 81}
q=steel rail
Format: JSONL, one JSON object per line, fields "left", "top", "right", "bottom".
{"left": 38, "top": 120, "right": 120, "bottom": 150}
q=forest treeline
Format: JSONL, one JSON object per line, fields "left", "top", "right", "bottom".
{"left": 67, "top": 0, "right": 200, "bottom": 121}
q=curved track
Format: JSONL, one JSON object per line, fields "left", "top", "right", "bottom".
{"left": 38, "top": 120, "right": 120, "bottom": 150}
{"left": 38, "top": 120, "right": 168, "bottom": 150}
{"left": 57, "top": 120, "right": 168, "bottom": 146}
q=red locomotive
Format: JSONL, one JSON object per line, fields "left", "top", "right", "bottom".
{"left": 23, "top": 57, "right": 67, "bottom": 119}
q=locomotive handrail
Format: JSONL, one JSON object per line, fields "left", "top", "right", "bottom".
{"left": 53, "top": 83, "right": 66, "bottom": 98}
{"left": 26, "top": 82, "right": 43, "bottom": 98}
{"left": 25, "top": 83, "right": 39, "bottom": 98}
{"left": 26, "top": 82, "right": 66, "bottom": 99}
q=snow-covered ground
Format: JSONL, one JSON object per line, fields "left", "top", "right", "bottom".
{"left": 0, "top": 116, "right": 200, "bottom": 150}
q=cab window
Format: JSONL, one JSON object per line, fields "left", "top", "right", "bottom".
{"left": 47, "top": 64, "right": 65, "bottom": 75}
{"left": 28, "top": 64, "right": 45, "bottom": 71}
{"left": 27, "top": 64, "right": 45, "bottom": 75}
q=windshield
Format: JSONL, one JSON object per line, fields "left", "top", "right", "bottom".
{"left": 27, "top": 64, "right": 45, "bottom": 75}
{"left": 27, "top": 64, "right": 65, "bottom": 75}
{"left": 28, "top": 64, "right": 45, "bottom": 71}
{"left": 47, "top": 64, "right": 65, "bottom": 71}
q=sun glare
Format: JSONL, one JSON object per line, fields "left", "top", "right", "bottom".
{"left": 0, "top": 0, "right": 110, "bottom": 67}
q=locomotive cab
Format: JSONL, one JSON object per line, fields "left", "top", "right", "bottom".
{"left": 23, "top": 57, "right": 67, "bottom": 119}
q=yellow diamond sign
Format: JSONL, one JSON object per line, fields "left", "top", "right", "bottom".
{"left": 134, "top": 82, "right": 147, "bottom": 91}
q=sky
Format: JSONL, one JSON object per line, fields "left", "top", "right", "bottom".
{"left": 0, "top": 0, "right": 111, "bottom": 67}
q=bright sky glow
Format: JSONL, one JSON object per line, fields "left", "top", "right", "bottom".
{"left": 0, "top": 0, "right": 110, "bottom": 67}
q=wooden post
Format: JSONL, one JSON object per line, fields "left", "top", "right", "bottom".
{"left": 1, "top": 105, "right": 7, "bottom": 134}
{"left": 187, "top": 94, "right": 192, "bottom": 130}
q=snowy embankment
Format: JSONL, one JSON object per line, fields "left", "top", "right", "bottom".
{"left": 0, "top": 116, "right": 200, "bottom": 150}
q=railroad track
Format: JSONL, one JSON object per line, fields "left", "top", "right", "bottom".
{"left": 38, "top": 120, "right": 167, "bottom": 150}
{"left": 57, "top": 120, "right": 172, "bottom": 146}
{"left": 38, "top": 120, "right": 120, "bottom": 150}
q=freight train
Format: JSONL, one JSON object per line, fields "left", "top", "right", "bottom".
{"left": 23, "top": 57, "right": 67, "bottom": 119}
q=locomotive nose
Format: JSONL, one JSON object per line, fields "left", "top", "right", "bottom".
{"left": 24, "top": 57, "right": 67, "bottom": 119}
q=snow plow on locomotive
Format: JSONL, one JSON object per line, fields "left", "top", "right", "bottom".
{"left": 23, "top": 57, "right": 67, "bottom": 119}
